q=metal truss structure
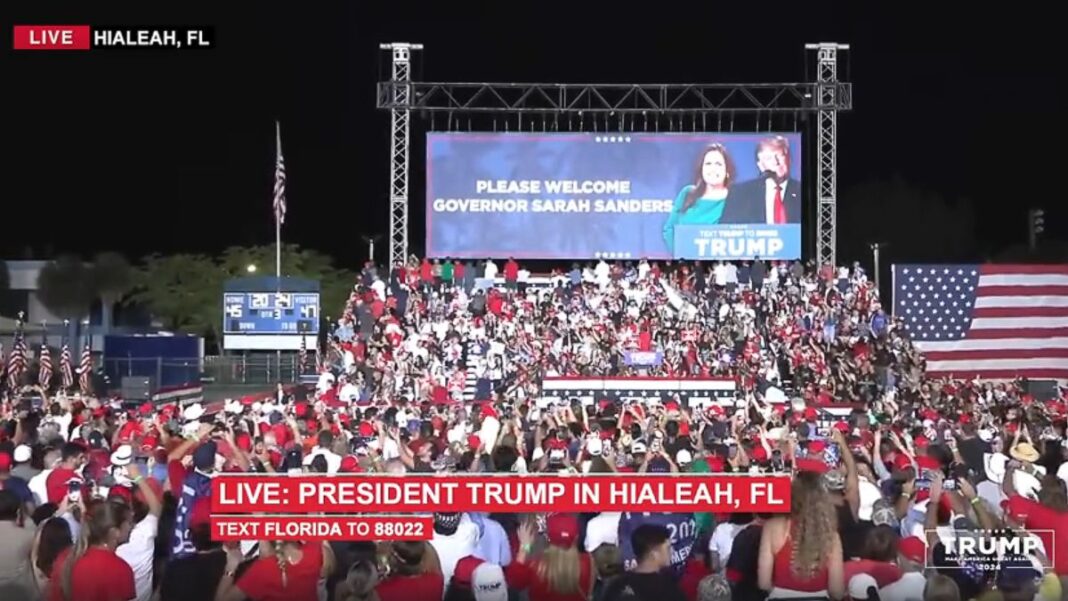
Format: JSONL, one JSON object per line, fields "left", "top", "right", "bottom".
{"left": 808, "top": 43, "right": 849, "bottom": 269}
{"left": 379, "top": 43, "right": 850, "bottom": 267}
{"left": 381, "top": 43, "right": 421, "bottom": 269}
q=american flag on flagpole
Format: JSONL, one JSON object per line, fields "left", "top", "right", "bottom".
{"left": 299, "top": 334, "right": 307, "bottom": 374}
{"left": 38, "top": 344, "right": 52, "bottom": 389}
{"left": 78, "top": 344, "right": 93, "bottom": 395}
{"left": 894, "top": 264, "right": 1068, "bottom": 380}
{"left": 59, "top": 341, "right": 74, "bottom": 390}
{"left": 7, "top": 319, "right": 27, "bottom": 390}
{"left": 273, "top": 121, "right": 286, "bottom": 226}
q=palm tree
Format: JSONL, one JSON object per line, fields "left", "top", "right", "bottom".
{"left": 36, "top": 255, "right": 97, "bottom": 343}
{"left": 92, "top": 252, "right": 133, "bottom": 334}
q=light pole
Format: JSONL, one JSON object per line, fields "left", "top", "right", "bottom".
{"left": 361, "top": 235, "right": 382, "bottom": 265}
{"left": 1028, "top": 208, "right": 1045, "bottom": 252}
{"left": 870, "top": 242, "right": 885, "bottom": 292}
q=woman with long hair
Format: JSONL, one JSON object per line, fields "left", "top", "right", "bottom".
{"left": 757, "top": 470, "right": 845, "bottom": 599}
{"left": 32, "top": 516, "right": 72, "bottom": 598}
{"left": 662, "top": 143, "right": 736, "bottom": 251}
{"left": 509, "top": 514, "right": 594, "bottom": 601}
{"left": 48, "top": 499, "right": 136, "bottom": 601}
{"left": 335, "top": 559, "right": 380, "bottom": 601}
{"left": 374, "top": 541, "right": 444, "bottom": 601}
{"left": 215, "top": 539, "right": 335, "bottom": 601}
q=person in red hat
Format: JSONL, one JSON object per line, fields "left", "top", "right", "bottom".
{"left": 508, "top": 514, "right": 592, "bottom": 601}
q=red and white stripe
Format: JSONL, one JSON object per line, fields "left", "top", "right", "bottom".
{"left": 918, "top": 265, "right": 1068, "bottom": 380}
{"left": 59, "top": 343, "right": 74, "bottom": 389}
{"left": 78, "top": 345, "right": 93, "bottom": 394}
{"left": 273, "top": 120, "right": 287, "bottom": 226}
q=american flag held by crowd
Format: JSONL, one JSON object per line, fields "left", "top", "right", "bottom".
{"left": 3, "top": 258, "right": 1068, "bottom": 601}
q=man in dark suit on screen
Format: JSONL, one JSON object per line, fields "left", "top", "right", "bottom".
{"left": 720, "top": 135, "right": 801, "bottom": 225}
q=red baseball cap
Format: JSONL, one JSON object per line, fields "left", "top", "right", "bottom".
{"left": 898, "top": 536, "right": 926, "bottom": 563}
{"left": 0, "top": 452, "right": 12, "bottom": 472}
{"left": 795, "top": 457, "right": 829, "bottom": 474}
{"left": 452, "top": 556, "right": 484, "bottom": 587}
{"left": 913, "top": 436, "right": 930, "bottom": 449}
{"left": 547, "top": 513, "right": 579, "bottom": 548}
{"left": 108, "top": 486, "right": 133, "bottom": 504}
{"left": 339, "top": 455, "right": 360, "bottom": 473}
{"left": 138, "top": 403, "right": 154, "bottom": 416}
{"left": 808, "top": 440, "right": 827, "bottom": 454}
{"left": 358, "top": 422, "right": 375, "bottom": 438}
{"left": 467, "top": 435, "right": 482, "bottom": 451}
{"left": 892, "top": 453, "right": 912, "bottom": 471}
{"left": 749, "top": 445, "right": 768, "bottom": 463}
{"left": 833, "top": 421, "right": 850, "bottom": 434}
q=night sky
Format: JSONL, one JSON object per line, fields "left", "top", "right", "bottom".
{"left": 2, "top": 3, "right": 1064, "bottom": 270}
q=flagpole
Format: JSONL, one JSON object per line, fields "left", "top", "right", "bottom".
{"left": 275, "top": 120, "right": 283, "bottom": 378}
{"left": 275, "top": 120, "right": 283, "bottom": 294}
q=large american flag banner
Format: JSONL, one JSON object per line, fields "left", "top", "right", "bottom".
{"left": 893, "top": 264, "right": 1068, "bottom": 380}
{"left": 273, "top": 120, "right": 287, "bottom": 225}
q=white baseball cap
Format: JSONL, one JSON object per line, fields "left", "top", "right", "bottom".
{"left": 13, "top": 445, "right": 31, "bottom": 463}
{"left": 110, "top": 444, "right": 133, "bottom": 467}
{"left": 472, "top": 563, "right": 508, "bottom": 601}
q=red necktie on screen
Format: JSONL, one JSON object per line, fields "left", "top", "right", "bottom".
{"left": 773, "top": 184, "right": 787, "bottom": 224}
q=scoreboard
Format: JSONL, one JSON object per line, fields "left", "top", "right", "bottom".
{"left": 223, "top": 292, "right": 320, "bottom": 335}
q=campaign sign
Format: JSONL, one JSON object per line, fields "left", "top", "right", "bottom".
{"left": 623, "top": 351, "right": 664, "bottom": 367}
{"left": 618, "top": 512, "right": 698, "bottom": 576}
{"left": 672, "top": 224, "right": 801, "bottom": 260}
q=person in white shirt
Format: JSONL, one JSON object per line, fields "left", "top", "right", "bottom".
{"left": 713, "top": 262, "right": 728, "bottom": 287}
{"left": 339, "top": 377, "right": 360, "bottom": 403}
{"left": 594, "top": 260, "right": 611, "bottom": 287}
{"left": 28, "top": 450, "right": 61, "bottom": 506}
{"left": 637, "top": 259, "right": 650, "bottom": 281}
{"left": 429, "top": 512, "right": 479, "bottom": 586}
{"left": 484, "top": 260, "right": 498, "bottom": 281}
{"left": 302, "top": 431, "right": 343, "bottom": 475}
{"left": 116, "top": 463, "right": 163, "bottom": 601}
{"left": 316, "top": 370, "right": 336, "bottom": 395}
{"left": 724, "top": 263, "right": 738, "bottom": 288}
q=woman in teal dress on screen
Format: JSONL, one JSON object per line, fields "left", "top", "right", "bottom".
{"left": 662, "top": 142, "right": 737, "bottom": 251}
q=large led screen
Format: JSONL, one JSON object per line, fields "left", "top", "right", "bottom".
{"left": 426, "top": 132, "right": 802, "bottom": 260}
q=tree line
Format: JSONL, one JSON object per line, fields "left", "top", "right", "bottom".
{"left": 4, "top": 246, "right": 355, "bottom": 348}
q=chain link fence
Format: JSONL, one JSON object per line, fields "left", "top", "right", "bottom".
{"left": 103, "top": 355, "right": 314, "bottom": 389}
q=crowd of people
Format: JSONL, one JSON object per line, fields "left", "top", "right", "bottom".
{"left": 1, "top": 256, "right": 1067, "bottom": 601}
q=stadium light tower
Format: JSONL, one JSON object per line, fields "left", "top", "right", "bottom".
{"left": 1028, "top": 208, "right": 1045, "bottom": 252}
{"left": 381, "top": 43, "right": 423, "bottom": 269}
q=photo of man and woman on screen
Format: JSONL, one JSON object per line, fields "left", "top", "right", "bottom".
{"left": 662, "top": 135, "right": 801, "bottom": 250}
